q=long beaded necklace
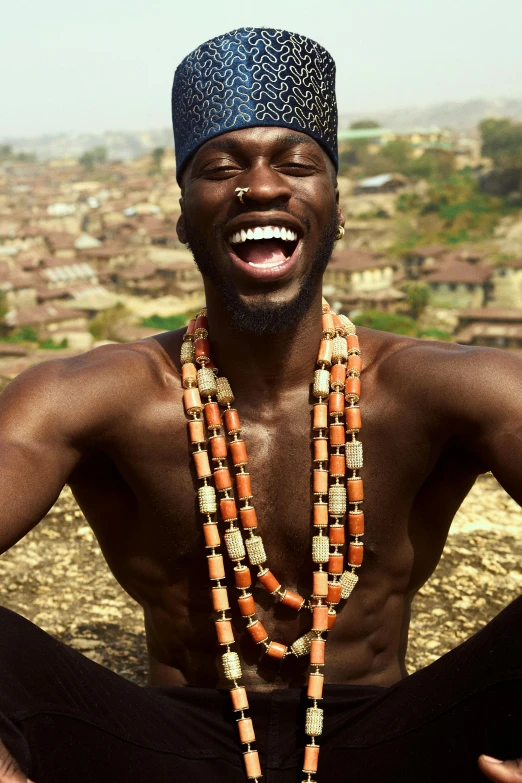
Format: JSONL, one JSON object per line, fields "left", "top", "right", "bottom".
{"left": 180, "top": 299, "right": 364, "bottom": 783}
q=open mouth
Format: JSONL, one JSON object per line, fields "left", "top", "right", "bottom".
{"left": 228, "top": 225, "right": 299, "bottom": 269}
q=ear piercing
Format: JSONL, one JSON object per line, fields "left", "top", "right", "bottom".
{"left": 335, "top": 225, "right": 345, "bottom": 241}
{"left": 235, "top": 187, "right": 251, "bottom": 204}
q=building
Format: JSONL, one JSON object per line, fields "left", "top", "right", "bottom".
{"left": 323, "top": 250, "right": 404, "bottom": 312}
{"left": 489, "top": 259, "right": 522, "bottom": 309}
{"left": 455, "top": 309, "right": 522, "bottom": 350}
{"left": 425, "top": 261, "right": 492, "bottom": 309}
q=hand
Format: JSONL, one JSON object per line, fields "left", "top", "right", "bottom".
{"left": 479, "top": 754, "right": 522, "bottom": 781}
{"left": 0, "top": 738, "right": 33, "bottom": 782}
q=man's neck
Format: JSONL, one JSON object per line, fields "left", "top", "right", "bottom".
{"left": 203, "top": 286, "right": 324, "bottom": 400}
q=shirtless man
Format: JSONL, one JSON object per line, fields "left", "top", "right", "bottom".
{"left": 0, "top": 27, "right": 520, "bottom": 783}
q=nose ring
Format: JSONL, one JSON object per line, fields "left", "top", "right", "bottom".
{"left": 235, "top": 187, "right": 250, "bottom": 204}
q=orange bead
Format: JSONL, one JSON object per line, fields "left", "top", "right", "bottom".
{"left": 329, "top": 392, "right": 344, "bottom": 416}
{"left": 313, "top": 604, "right": 329, "bottom": 631}
{"left": 234, "top": 565, "right": 252, "bottom": 588}
{"left": 345, "top": 407, "right": 362, "bottom": 431}
{"left": 332, "top": 313, "right": 343, "bottom": 331}
{"left": 204, "top": 402, "right": 221, "bottom": 429}
{"left": 348, "top": 354, "right": 362, "bottom": 373}
{"left": 310, "top": 639, "right": 325, "bottom": 665}
{"left": 280, "top": 590, "right": 304, "bottom": 611}
{"left": 193, "top": 450, "right": 211, "bottom": 478}
{"left": 224, "top": 408, "right": 241, "bottom": 434}
{"left": 345, "top": 376, "right": 361, "bottom": 400}
{"left": 329, "top": 525, "right": 345, "bottom": 545}
{"left": 347, "top": 335, "right": 360, "bottom": 352}
{"left": 327, "top": 583, "right": 342, "bottom": 605}
{"left": 211, "top": 586, "right": 230, "bottom": 611}
{"left": 313, "top": 403, "right": 328, "bottom": 430}
{"left": 313, "top": 470, "right": 329, "bottom": 494}
{"left": 303, "top": 745, "right": 320, "bottom": 774}
{"left": 247, "top": 620, "right": 268, "bottom": 643}
{"left": 237, "top": 717, "right": 255, "bottom": 743}
{"left": 239, "top": 507, "right": 258, "bottom": 529}
{"left": 322, "top": 312, "right": 335, "bottom": 336}
{"left": 313, "top": 503, "right": 328, "bottom": 527}
{"left": 183, "top": 387, "right": 202, "bottom": 414}
{"left": 313, "top": 570, "right": 329, "bottom": 597}
{"left": 182, "top": 362, "right": 197, "bottom": 388}
{"left": 328, "top": 553, "right": 344, "bottom": 574}
{"left": 258, "top": 569, "right": 280, "bottom": 593}
{"left": 313, "top": 438, "right": 328, "bottom": 462}
{"left": 195, "top": 314, "right": 209, "bottom": 333}
{"left": 327, "top": 607, "right": 337, "bottom": 629}
{"left": 318, "top": 338, "right": 333, "bottom": 365}
{"left": 349, "top": 511, "right": 365, "bottom": 536}
{"left": 195, "top": 337, "right": 211, "bottom": 362}
{"left": 207, "top": 554, "right": 225, "bottom": 580}
{"left": 214, "top": 467, "right": 233, "bottom": 491}
{"left": 238, "top": 594, "right": 256, "bottom": 616}
{"left": 331, "top": 362, "right": 347, "bottom": 389}
{"left": 266, "top": 641, "right": 287, "bottom": 659}
{"left": 209, "top": 435, "right": 227, "bottom": 459}
{"left": 329, "top": 454, "right": 345, "bottom": 476}
{"left": 188, "top": 419, "right": 205, "bottom": 444}
{"left": 203, "top": 523, "right": 221, "bottom": 547}
{"left": 220, "top": 498, "right": 238, "bottom": 521}
{"left": 329, "top": 423, "right": 345, "bottom": 446}
{"left": 185, "top": 318, "right": 196, "bottom": 336}
{"left": 349, "top": 542, "right": 364, "bottom": 566}
{"left": 230, "top": 686, "right": 249, "bottom": 711}
{"left": 229, "top": 440, "right": 248, "bottom": 466}
{"left": 215, "top": 619, "right": 234, "bottom": 645}
{"left": 236, "top": 473, "right": 253, "bottom": 499}
{"left": 243, "top": 750, "right": 261, "bottom": 780}
{"left": 307, "top": 672, "right": 324, "bottom": 700}
{"left": 347, "top": 478, "right": 364, "bottom": 502}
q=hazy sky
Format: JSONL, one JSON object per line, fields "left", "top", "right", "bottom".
{"left": 2, "top": 0, "right": 522, "bottom": 138}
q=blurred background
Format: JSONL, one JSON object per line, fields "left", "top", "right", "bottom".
{"left": 1, "top": 0, "right": 522, "bottom": 676}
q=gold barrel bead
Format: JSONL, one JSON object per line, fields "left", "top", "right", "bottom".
{"left": 216, "top": 376, "right": 235, "bottom": 406}
{"left": 313, "top": 369, "right": 330, "bottom": 399}
{"left": 340, "top": 570, "right": 359, "bottom": 599}
{"left": 222, "top": 651, "right": 242, "bottom": 680}
{"left": 312, "top": 534, "right": 330, "bottom": 564}
{"left": 331, "top": 335, "right": 348, "bottom": 361}
{"left": 224, "top": 528, "right": 246, "bottom": 562}
{"left": 305, "top": 707, "right": 324, "bottom": 737}
{"left": 329, "top": 484, "right": 347, "bottom": 516}
{"left": 197, "top": 366, "right": 217, "bottom": 397}
{"left": 180, "top": 340, "right": 196, "bottom": 365}
{"left": 346, "top": 440, "right": 363, "bottom": 470}
{"left": 245, "top": 535, "right": 267, "bottom": 566}
{"left": 290, "top": 631, "right": 314, "bottom": 657}
{"left": 198, "top": 485, "right": 217, "bottom": 514}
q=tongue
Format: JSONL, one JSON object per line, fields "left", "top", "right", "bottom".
{"left": 240, "top": 240, "right": 288, "bottom": 266}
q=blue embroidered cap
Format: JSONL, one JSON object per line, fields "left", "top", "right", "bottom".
{"left": 172, "top": 27, "right": 338, "bottom": 183}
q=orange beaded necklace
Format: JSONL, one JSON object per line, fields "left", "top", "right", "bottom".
{"left": 180, "top": 299, "right": 364, "bottom": 783}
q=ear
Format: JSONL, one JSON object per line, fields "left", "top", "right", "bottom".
{"left": 176, "top": 197, "right": 187, "bottom": 245}
{"left": 336, "top": 190, "right": 345, "bottom": 230}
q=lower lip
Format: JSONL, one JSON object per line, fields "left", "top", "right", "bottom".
{"left": 227, "top": 240, "right": 302, "bottom": 282}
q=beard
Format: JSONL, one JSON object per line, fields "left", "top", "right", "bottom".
{"left": 183, "top": 211, "right": 339, "bottom": 337}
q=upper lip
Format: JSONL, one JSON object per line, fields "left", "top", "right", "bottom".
{"left": 224, "top": 214, "right": 304, "bottom": 241}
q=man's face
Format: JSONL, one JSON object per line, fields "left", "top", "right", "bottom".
{"left": 177, "top": 127, "right": 342, "bottom": 334}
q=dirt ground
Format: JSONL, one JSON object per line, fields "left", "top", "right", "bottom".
{"left": 0, "top": 473, "right": 520, "bottom": 684}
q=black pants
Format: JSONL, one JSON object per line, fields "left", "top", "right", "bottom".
{"left": 2, "top": 599, "right": 522, "bottom": 783}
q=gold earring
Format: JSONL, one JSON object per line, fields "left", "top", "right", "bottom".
{"left": 335, "top": 225, "right": 345, "bottom": 241}
{"left": 235, "top": 187, "right": 250, "bottom": 204}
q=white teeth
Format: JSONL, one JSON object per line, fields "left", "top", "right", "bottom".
{"left": 229, "top": 225, "right": 298, "bottom": 243}
{"left": 248, "top": 260, "right": 286, "bottom": 268}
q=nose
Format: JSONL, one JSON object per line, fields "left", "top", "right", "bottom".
{"left": 239, "top": 160, "right": 292, "bottom": 206}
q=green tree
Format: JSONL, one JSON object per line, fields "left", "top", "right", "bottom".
{"left": 79, "top": 146, "right": 108, "bottom": 171}
{"left": 350, "top": 120, "right": 381, "bottom": 130}
{"left": 352, "top": 310, "right": 418, "bottom": 336}
{"left": 0, "top": 145, "right": 12, "bottom": 161}
{"left": 0, "top": 292, "right": 8, "bottom": 321}
{"left": 480, "top": 118, "right": 522, "bottom": 168}
{"left": 151, "top": 147, "right": 165, "bottom": 173}
{"left": 403, "top": 282, "right": 430, "bottom": 320}
{"left": 141, "top": 313, "right": 192, "bottom": 330}
{"left": 382, "top": 139, "right": 411, "bottom": 170}
{"left": 89, "top": 303, "right": 129, "bottom": 340}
